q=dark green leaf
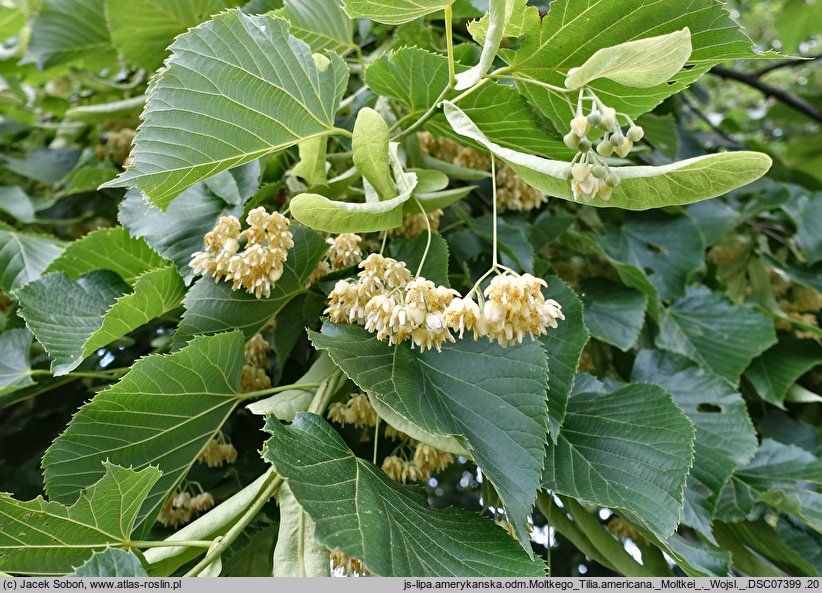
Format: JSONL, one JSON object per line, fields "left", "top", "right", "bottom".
{"left": 263, "top": 413, "right": 545, "bottom": 576}
{"left": 745, "top": 334, "right": 822, "bottom": 408}
{"left": 656, "top": 286, "right": 777, "bottom": 385}
{"left": 543, "top": 383, "right": 695, "bottom": 540}
{"left": 173, "top": 226, "right": 327, "bottom": 346}
{"left": 388, "top": 233, "right": 450, "bottom": 287}
{"left": 310, "top": 322, "right": 549, "bottom": 549}
{"left": 581, "top": 278, "right": 646, "bottom": 351}
{"left": 0, "top": 329, "right": 34, "bottom": 395}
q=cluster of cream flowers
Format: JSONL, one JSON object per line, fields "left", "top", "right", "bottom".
{"left": 325, "top": 254, "right": 564, "bottom": 350}
{"left": 196, "top": 436, "right": 238, "bottom": 468}
{"left": 307, "top": 233, "right": 363, "bottom": 285}
{"left": 190, "top": 207, "right": 294, "bottom": 298}
{"left": 327, "top": 392, "right": 379, "bottom": 428}
{"left": 157, "top": 490, "right": 215, "bottom": 528}
{"left": 381, "top": 441, "right": 453, "bottom": 484}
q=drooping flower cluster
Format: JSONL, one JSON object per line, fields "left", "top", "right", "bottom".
{"left": 381, "top": 441, "right": 453, "bottom": 484}
{"left": 306, "top": 233, "right": 364, "bottom": 286}
{"left": 330, "top": 549, "right": 371, "bottom": 576}
{"left": 326, "top": 255, "right": 564, "bottom": 350}
{"left": 389, "top": 209, "right": 443, "bottom": 238}
{"left": 197, "top": 436, "right": 238, "bottom": 468}
{"left": 157, "top": 490, "right": 216, "bottom": 528}
{"left": 241, "top": 333, "right": 272, "bottom": 392}
{"left": 190, "top": 207, "right": 294, "bottom": 298}
{"left": 327, "top": 392, "right": 379, "bottom": 429}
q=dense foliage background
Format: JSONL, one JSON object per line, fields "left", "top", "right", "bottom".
{"left": 0, "top": 0, "right": 820, "bottom": 578}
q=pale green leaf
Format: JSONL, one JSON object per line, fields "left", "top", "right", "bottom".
{"left": 0, "top": 464, "right": 160, "bottom": 576}
{"left": 275, "top": 0, "right": 354, "bottom": 54}
{"left": 71, "top": 548, "right": 148, "bottom": 577}
{"left": 598, "top": 212, "right": 704, "bottom": 301}
{"left": 292, "top": 136, "right": 328, "bottom": 187}
{"left": 413, "top": 186, "right": 476, "bottom": 212}
{"left": 0, "top": 6, "right": 25, "bottom": 40}
{"left": 3, "top": 148, "right": 81, "bottom": 186}
{"left": 101, "top": 11, "right": 348, "bottom": 209}
{"left": 263, "top": 413, "right": 545, "bottom": 575}
{"left": 17, "top": 268, "right": 184, "bottom": 376}
{"left": 173, "top": 226, "right": 327, "bottom": 345}
{"left": 443, "top": 101, "right": 772, "bottom": 210}
{"left": 272, "top": 482, "right": 329, "bottom": 577}
{"left": 118, "top": 185, "right": 247, "bottom": 285}
{"left": 366, "top": 47, "right": 572, "bottom": 157}
{"left": 565, "top": 28, "right": 692, "bottom": 90}
{"left": 0, "top": 229, "right": 63, "bottom": 293}
{"left": 500, "top": 0, "right": 768, "bottom": 130}
{"left": 341, "top": 0, "right": 452, "bottom": 24}
{"left": 0, "top": 186, "right": 34, "bottom": 223}
{"left": 201, "top": 161, "right": 261, "bottom": 206}
{"left": 656, "top": 286, "right": 777, "bottom": 385}
{"left": 105, "top": 0, "right": 233, "bottom": 71}
{"left": 774, "top": 0, "right": 822, "bottom": 54}
{"left": 0, "top": 329, "right": 34, "bottom": 395}
{"left": 41, "top": 332, "right": 247, "bottom": 532}
{"left": 581, "top": 278, "right": 646, "bottom": 351}
{"left": 543, "top": 383, "right": 696, "bottom": 539}
{"left": 310, "top": 322, "right": 549, "bottom": 550}
{"left": 455, "top": 0, "right": 514, "bottom": 91}
{"left": 745, "top": 335, "right": 822, "bottom": 409}
{"left": 352, "top": 108, "right": 396, "bottom": 200}
{"left": 46, "top": 227, "right": 167, "bottom": 285}
{"left": 247, "top": 352, "right": 336, "bottom": 420}
{"left": 541, "top": 276, "right": 587, "bottom": 442}
{"left": 633, "top": 350, "right": 758, "bottom": 542}
{"left": 290, "top": 185, "right": 414, "bottom": 233}
{"left": 22, "top": 0, "right": 114, "bottom": 69}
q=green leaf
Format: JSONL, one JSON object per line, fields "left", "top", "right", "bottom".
{"left": 0, "top": 329, "right": 34, "bottom": 395}
{"left": 455, "top": 0, "right": 513, "bottom": 91}
{"left": 387, "top": 233, "right": 450, "bottom": 287}
{"left": 543, "top": 383, "right": 696, "bottom": 540}
{"left": 718, "top": 521, "right": 818, "bottom": 577}
{"left": 17, "top": 268, "right": 184, "bottom": 376}
{"left": 541, "top": 276, "right": 587, "bottom": 442}
{"left": 763, "top": 254, "right": 822, "bottom": 294}
{"left": 0, "top": 186, "right": 35, "bottom": 223}
{"left": 598, "top": 212, "right": 704, "bottom": 301}
{"left": 0, "top": 464, "right": 160, "bottom": 576}
{"left": 263, "top": 413, "right": 545, "bottom": 576}
{"left": 105, "top": 0, "right": 232, "bottom": 71}
{"left": 782, "top": 190, "right": 822, "bottom": 265}
{"left": 118, "top": 185, "right": 247, "bottom": 285}
{"left": 716, "top": 440, "right": 822, "bottom": 531}
{"left": 16, "top": 271, "right": 129, "bottom": 375}
{"left": 443, "top": 101, "right": 772, "bottom": 210}
{"left": 352, "top": 108, "right": 396, "bottom": 200}
{"left": 367, "top": 47, "right": 572, "bottom": 157}
{"left": 22, "top": 0, "right": 113, "bottom": 69}
{"left": 41, "top": 332, "right": 246, "bottom": 532}
{"left": 0, "top": 229, "right": 63, "bottom": 293}
{"left": 292, "top": 136, "right": 328, "bottom": 187}
{"left": 290, "top": 188, "right": 413, "bottom": 233}
{"left": 101, "top": 11, "right": 348, "bottom": 209}
{"left": 71, "top": 548, "right": 149, "bottom": 577}
{"left": 46, "top": 227, "right": 167, "bottom": 285}
{"left": 272, "top": 482, "right": 329, "bottom": 577}
{"left": 774, "top": 0, "right": 822, "bottom": 53}
{"left": 276, "top": 0, "right": 354, "bottom": 54}
{"left": 3, "top": 148, "right": 81, "bottom": 186}
{"left": 310, "top": 322, "right": 549, "bottom": 550}
{"left": 341, "top": 0, "right": 452, "bottom": 24}
{"left": 581, "top": 278, "right": 646, "bottom": 351}
{"left": 0, "top": 6, "right": 25, "bottom": 40}
{"left": 632, "top": 350, "right": 758, "bottom": 542}
{"left": 745, "top": 335, "right": 822, "bottom": 409}
{"left": 656, "top": 286, "right": 777, "bottom": 385}
{"left": 202, "top": 161, "right": 261, "bottom": 206}
{"left": 173, "top": 225, "right": 327, "bottom": 346}
{"left": 565, "top": 28, "right": 692, "bottom": 90}
{"left": 247, "top": 352, "right": 335, "bottom": 420}
{"left": 499, "top": 0, "right": 766, "bottom": 129}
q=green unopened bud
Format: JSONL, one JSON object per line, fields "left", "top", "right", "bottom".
{"left": 605, "top": 173, "right": 621, "bottom": 188}
{"left": 587, "top": 111, "right": 602, "bottom": 126}
{"left": 627, "top": 126, "right": 644, "bottom": 142}
{"left": 571, "top": 115, "right": 590, "bottom": 137}
{"left": 577, "top": 137, "right": 592, "bottom": 152}
{"left": 596, "top": 141, "right": 614, "bottom": 157}
{"left": 609, "top": 132, "right": 625, "bottom": 147}
{"left": 563, "top": 132, "right": 580, "bottom": 149}
{"left": 591, "top": 164, "right": 607, "bottom": 179}
{"left": 598, "top": 107, "right": 617, "bottom": 131}
{"left": 614, "top": 138, "right": 633, "bottom": 158}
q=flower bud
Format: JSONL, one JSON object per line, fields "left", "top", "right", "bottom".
{"left": 571, "top": 163, "right": 590, "bottom": 181}
{"left": 587, "top": 111, "right": 602, "bottom": 126}
{"left": 596, "top": 141, "right": 614, "bottom": 157}
{"left": 605, "top": 173, "right": 621, "bottom": 187}
{"left": 597, "top": 183, "right": 614, "bottom": 201}
{"left": 614, "top": 138, "right": 633, "bottom": 158}
{"left": 609, "top": 132, "right": 625, "bottom": 147}
{"left": 627, "top": 126, "right": 644, "bottom": 142}
{"left": 598, "top": 107, "right": 617, "bottom": 131}
{"left": 591, "top": 164, "right": 607, "bottom": 179}
{"left": 570, "top": 115, "right": 590, "bottom": 137}
{"left": 563, "top": 132, "right": 580, "bottom": 149}
{"left": 577, "top": 137, "right": 592, "bottom": 152}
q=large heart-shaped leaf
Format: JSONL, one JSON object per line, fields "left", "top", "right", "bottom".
{"left": 581, "top": 278, "right": 647, "bottom": 352}
{"left": 41, "top": 332, "right": 246, "bottom": 532}
{"left": 443, "top": 101, "right": 772, "bottom": 210}
{"left": 543, "top": 383, "right": 696, "bottom": 540}
{"left": 101, "top": 10, "right": 348, "bottom": 209}
{"left": 0, "top": 464, "right": 160, "bottom": 575}
{"left": 263, "top": 413, "right": 545, "bottom": 576}
{"left": 272, "top": 483, "right": 329, "bottom": 577}
{"left": 310, "top": 322, "right": 549, "bottom": 550}
{"left": 276, "top": 0, "right": 355, "bottom": 54}
{"left": 0, "top": 228, "right": 63, "bottom": 293}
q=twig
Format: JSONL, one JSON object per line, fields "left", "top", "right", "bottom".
{"left": 709, "top": 65, "right": 822, "bottom": 123}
